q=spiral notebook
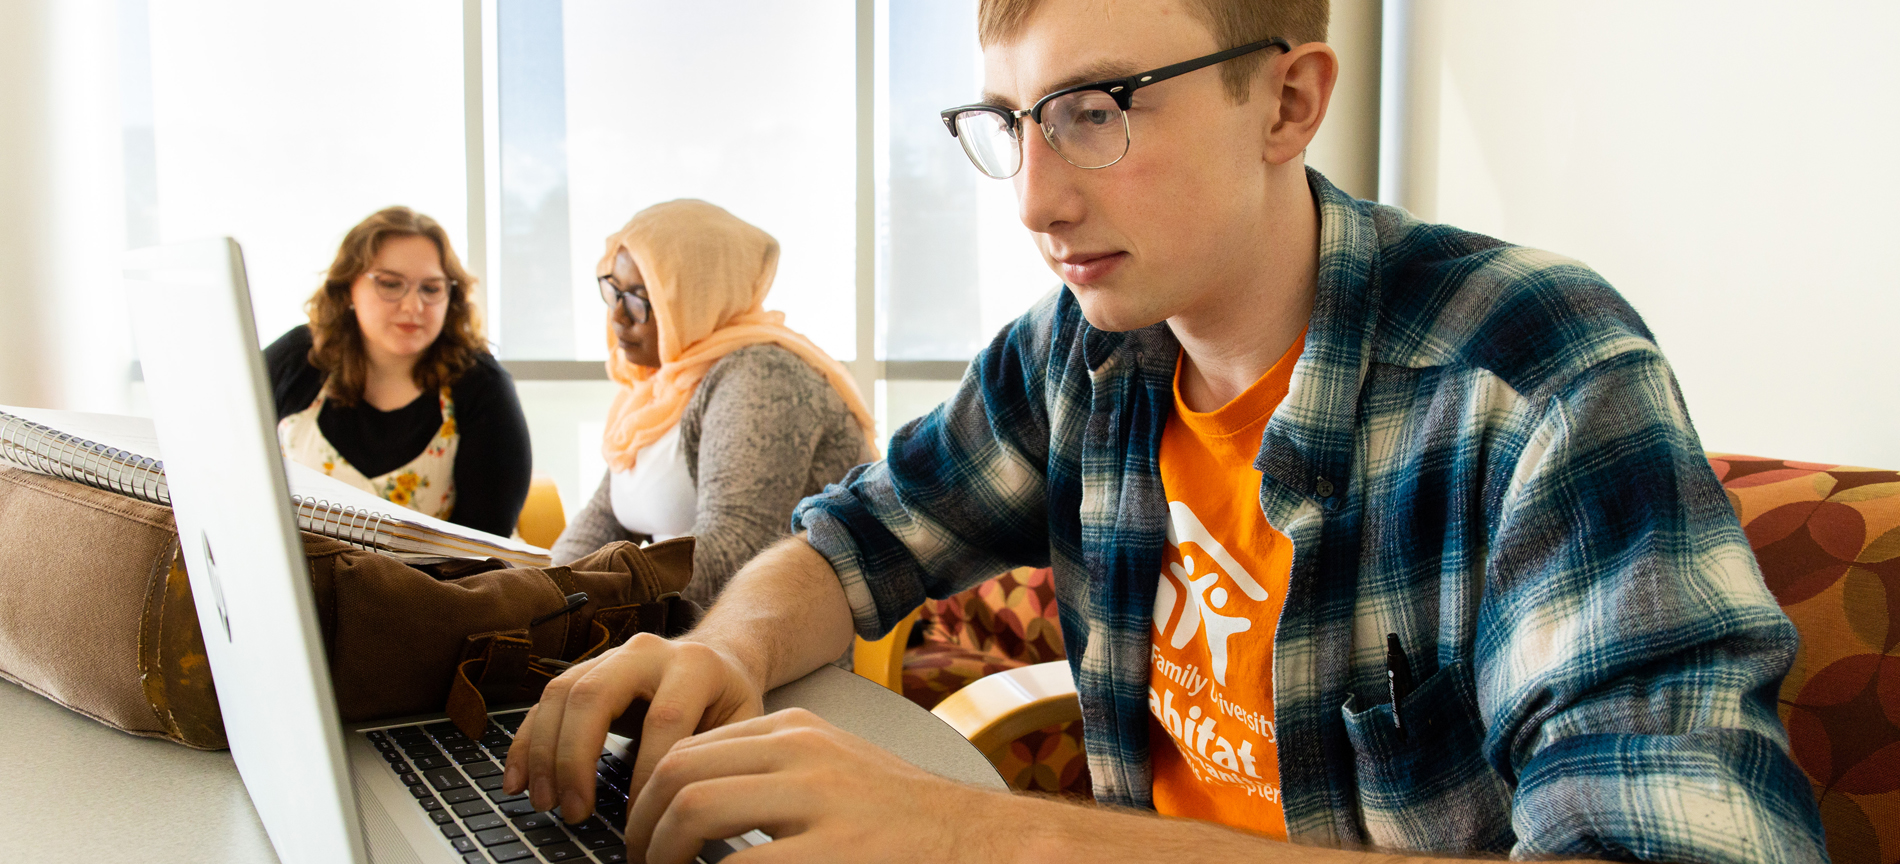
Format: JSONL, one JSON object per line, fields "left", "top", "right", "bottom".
{"left": 0, "top": 404, "right": 551, "bottom": 568}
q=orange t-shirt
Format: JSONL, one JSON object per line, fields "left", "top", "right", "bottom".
{"left": 1148, "top": 331, "right": 1305, "bottom": 839}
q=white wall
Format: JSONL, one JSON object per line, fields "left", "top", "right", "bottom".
{"left": 1305, "top": 0, "right": 1381, "bottom": 200}
{"left": 144, "top": 1, "right": 470, "bottom": 346}
{"left": 0, "top": 0, "right": 132, "bottom": 413}
{"left": 1391, "top": 1, "right": 1900, "bottom": 468}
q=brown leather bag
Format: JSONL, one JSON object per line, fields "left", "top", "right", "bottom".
{"left": 0, "top": 466, "right": 697, "bottom": 749}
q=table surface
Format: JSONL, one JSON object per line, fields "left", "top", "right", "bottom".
{"left": 0, "top": 665, "right": 1002, "bottom": 863}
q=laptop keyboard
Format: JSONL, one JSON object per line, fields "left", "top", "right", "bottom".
{"left": 365, "top": 711, "right": 636, "bottom": 864}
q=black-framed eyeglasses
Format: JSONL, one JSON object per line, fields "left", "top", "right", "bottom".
{"left": 939, "top": 36, "right": 1291, "bottom": 180}
{"left": 598, "top": 275, "right": 651, "bottom": 324}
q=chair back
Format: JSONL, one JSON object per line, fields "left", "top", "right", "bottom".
{"left": 1713, "top": 454, "right": 1900, "bottom": 864}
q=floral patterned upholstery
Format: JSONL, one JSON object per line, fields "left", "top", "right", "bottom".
{"left": 901, "top": 567, "right": 1091, "bottom": 797}
{"left": 906, "top": 454, "right": 1900, "bottom": 848}
{"left": 1714, "top": 454, "right": 1900, "bottom": 864}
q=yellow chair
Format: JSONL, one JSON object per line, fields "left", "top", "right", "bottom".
{"left": 514, "top": 473, "right": 566, "bottom": 550}
{"left": 931, "top": 660, "right": 1080, "bottom": 765}
{"left": 852, "top": 607, "right": 922, "bottom": 692}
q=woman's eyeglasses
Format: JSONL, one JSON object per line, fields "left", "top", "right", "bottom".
{"left": 599, "top": 276, "right": 651, "bottom": 325}
{"left": 939, "top": 36, "right": 1290, "bottom": 180}
{"left": 366, "top": 270, "right": 453, "bottom": 306}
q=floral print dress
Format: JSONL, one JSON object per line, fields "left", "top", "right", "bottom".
{"left": 277, "top": 387, "right": 460, "bottom": 520}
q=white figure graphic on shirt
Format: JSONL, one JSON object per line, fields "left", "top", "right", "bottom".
{"left": 1157, "top": 501, "right": 1266, "bottom": 686}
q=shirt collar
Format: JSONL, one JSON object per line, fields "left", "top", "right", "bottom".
{"left": 1253, "top": 168, "right": 1384, "bottom": 506}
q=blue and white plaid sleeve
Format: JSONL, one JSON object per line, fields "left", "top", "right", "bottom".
{"left": 1479, "top": 349, "right": 1827, "bottom": 863}
{"left": 792, "top": 295, "right": 1060, "bottom": 641}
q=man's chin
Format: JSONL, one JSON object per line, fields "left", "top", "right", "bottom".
{"left": 1070, "top": 285, "right": 1168, "bottom": 333}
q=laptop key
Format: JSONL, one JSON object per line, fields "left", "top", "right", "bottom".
{"left": 539, "top": 842, "right": 586, "bottom": 861}
{"left": 366, "top": 730, "right": 388, "bottom": 743}
{"left": 442, "top": 824, "right": 467, "bottom": 839}
{"left": 425, "top": 722, "right": 464, "bottom": 738}
{"left": 494, "top": 712, "right": 528, "bottom": 733}
{"left": 498, "top": 799, "right": 538, "bottom": 817}
{"left": 489, "top": 789, "right": 530, "bottom": 804}
{"left": 575, "top": 831, "right": 620, "bottom": 851}
{"left": 419, "top": 797, "right": 443, "bottom": 812}
{"left": 475, "top": 826, "right": 519, "bottom": 847}
{"left": 592, "top": 846, "right": 627, "bottom": 863}
{"left": 413, "top": 755, "right": 453, "bottom": 771}
{"left": 400, "top": 773, "right": 424, "bottom": 787}
{"left": 455, "top": 750, "right": 492, "bottom": 765}
{"left": 451, "top": 837, "right": 478, "bottom": 854}
{"left": 487, "top": 842, "right": 535, "bottom": 863}
{"left": 464, "top": 761, "right": 504, "bottom": 779}
{"left": 442, "top": 787, "right": 484, "bottom": 805}
{"left": 409, "top": 785, "right": 434, "bottom": 800}
{"left": 463, "top": 812, "right": 506, "bottom": 832}
{"left": 476, "top": 775, "right": 507, "bottom": 792}
{"left": 427, "top": 768, "right": 471, "bottom": 791}
{"left": 444, "top": 739, "right": 482, "bottom": 754}
{"left": 431, "top": 810, "right": 456, "bottom": 825}
{"left": 381, "top": 749, "right": 406, "bottom": 763}
{"left": 462, "top": 854, "right": 491, "bottom": 864}
{"left": 404, "top": 743, "right": 444, "bottom": 760}
{"left": 512, "top": 812, "right": 558, "bottom": 832}
{"left": 452, "top": 800, "right": 495, "bottom": 819}
{"left": 525, "top": 827, "right": 568, "bottom": 847}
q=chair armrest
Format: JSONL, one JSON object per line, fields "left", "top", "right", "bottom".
{"left": 851, "top": 607, "right": 921, "bottom": 693}
{"left": 931, "top": 660, "right": 1079, "bottom": 760}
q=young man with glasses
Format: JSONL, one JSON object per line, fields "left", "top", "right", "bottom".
{"left": 504, "top": 1, "right": 1826, "bottom": 861}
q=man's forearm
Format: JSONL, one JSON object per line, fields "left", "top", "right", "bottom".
{"left": 682, "top": 534, "right": 856, "bottom": 692}
{"left": 999, "top": 792, "right": 1602, "bottom": 864}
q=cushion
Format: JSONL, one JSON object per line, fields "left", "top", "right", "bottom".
{"left": 1713, "top": 454, "right": 1900, "bottom": 864}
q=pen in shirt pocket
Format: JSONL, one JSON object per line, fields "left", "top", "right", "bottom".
{"left": 1385, "top": 632, "right": 1415, "bottom": 740}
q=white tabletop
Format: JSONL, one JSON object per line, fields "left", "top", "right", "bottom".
{"left": 0, "top": 666, "right": 1002, "bottom": 862}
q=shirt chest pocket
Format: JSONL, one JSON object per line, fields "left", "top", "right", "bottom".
{"left": 1339, "top": 659, "right": 1516, "bottom": 854}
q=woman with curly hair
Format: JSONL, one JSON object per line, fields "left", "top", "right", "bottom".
{"left": 550, "top": 199, "right": 876, "bottom": 606}
{"left": 265, "top": 206, "right": 531, "bottom": 537}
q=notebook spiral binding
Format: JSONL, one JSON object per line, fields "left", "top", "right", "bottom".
{"left": 0, "top": 412, "right": 171, "bottom": 506}
{"left": 3, "top": 410, "right": 385, "bottom": 555}
{"left": 289, "top": 495, "right": 387, "bottom": 553}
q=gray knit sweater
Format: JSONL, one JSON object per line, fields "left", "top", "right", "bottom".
{"left": 550, "top": 345, "right": 876, "bottom": 607}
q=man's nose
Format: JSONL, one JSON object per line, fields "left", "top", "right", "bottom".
{"left": 1015, "top": 124, "right": 1085, "bottom": 235}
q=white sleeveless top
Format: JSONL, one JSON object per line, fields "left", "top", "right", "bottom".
{"left": 609, "top": 423, "right": 697, "bottom": 541}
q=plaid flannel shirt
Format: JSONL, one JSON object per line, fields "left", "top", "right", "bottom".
{"left": 792, "top": 169, "right": 1825, "bottom": 862}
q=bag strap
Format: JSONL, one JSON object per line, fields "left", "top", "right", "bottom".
{"left": 442, "top": 593, "right": 700, "bottom": 739}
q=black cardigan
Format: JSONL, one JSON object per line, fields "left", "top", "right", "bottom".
{"left": 263, "top": 325, "right": 532, "bottom": 537}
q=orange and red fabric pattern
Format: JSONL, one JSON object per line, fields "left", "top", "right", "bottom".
{"left": 1714, "top": 454, "right": 1900, "bottom": 864}
{"left": 900, "top": 567, "right": 1091, "bottom": 797}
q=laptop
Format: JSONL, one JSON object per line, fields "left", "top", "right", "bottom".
{"left": 124, "top": 238, "right": 766, "bottom": 864}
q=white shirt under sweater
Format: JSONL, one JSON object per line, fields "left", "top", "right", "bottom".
{"left": 608, "top": 423, "right": 697, "bottom": 541}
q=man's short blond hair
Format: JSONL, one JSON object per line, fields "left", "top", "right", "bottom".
{"left": 977, "top": 0, "right": 1328, "bottom": 102}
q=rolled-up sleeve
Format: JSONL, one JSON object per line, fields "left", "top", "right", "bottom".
{"left": 793, "top": 297, "right": 1059, "bottom": 641}
{"left": 1482, "top": 350, "right": 1826, "bottom": 863}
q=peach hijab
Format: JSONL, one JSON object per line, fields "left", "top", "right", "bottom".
{"left": 600, "top": 199, "right": 875, "bottom": 471}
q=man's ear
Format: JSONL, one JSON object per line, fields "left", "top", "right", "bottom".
{"left": 1264, "top": 42, "right": 1339, "bottom": 166}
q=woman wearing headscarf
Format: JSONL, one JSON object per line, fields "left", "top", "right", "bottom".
{"left": 549, "top": 200, "right": 877, "bottom": 606}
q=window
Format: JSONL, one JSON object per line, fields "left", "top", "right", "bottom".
{"left": 117, "top": 1, "right": 1056, "bottom": 512}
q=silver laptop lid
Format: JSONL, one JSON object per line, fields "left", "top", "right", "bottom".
{"left": 125, "top": 238, "right": 367, "bottom": 864}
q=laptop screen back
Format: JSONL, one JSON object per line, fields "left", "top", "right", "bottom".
{"left": 126, "top": 238, "right": 367, "bottom": 864}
